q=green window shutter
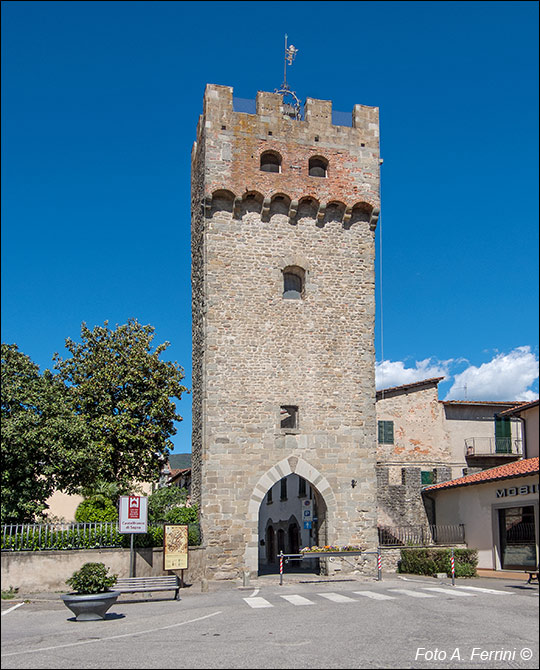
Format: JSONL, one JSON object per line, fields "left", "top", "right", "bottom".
{"left": 495, "top": 417, "right": 512, "bottom": 453}
{"left": 378, "top": 420, "right": 394, "bottom": 444}
{"left": 421, "top": 471, "right": 435, "bottom": 485}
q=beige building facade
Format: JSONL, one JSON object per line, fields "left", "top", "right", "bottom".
{"left": 375, "top": 377, "right": 529, "bottom": 530}
{"left": 424, "top": 458, "right": 539, "bottom": 571}
{"left": 191, "top": 84, "right": 381, "bottom": 578}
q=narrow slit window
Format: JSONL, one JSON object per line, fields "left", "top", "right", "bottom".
{"left": 280, "top": 478, "right": 287, "bottom": 500}
{"left": 282, "top": 266, "right": 305, "bottom": 300}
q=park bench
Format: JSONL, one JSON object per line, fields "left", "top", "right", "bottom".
{"left": 115, "top": 575, "right": 181, "bottom": 600}
{"left": 525, "top": 565, "right": 538, "bottom": 584}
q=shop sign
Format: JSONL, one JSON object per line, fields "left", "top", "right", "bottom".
{"left": 496, "top": 483, "right": 538, "bottom": 498}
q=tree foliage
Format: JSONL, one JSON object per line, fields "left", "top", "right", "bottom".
{"left": 148, "top": 485, "right": 197, "bottom": 524}
{"left": 75, "top": 495, "right": 119, "bottom": 523}
{"left": 54, "top": 319, "right": 188, "bottom": 492}
{"left": 1, "top": 344, "right": 95, "bottom": 523}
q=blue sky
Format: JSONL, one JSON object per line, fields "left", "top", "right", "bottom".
{"left": 2, "top": 1, "right": 538, "bottom": 454}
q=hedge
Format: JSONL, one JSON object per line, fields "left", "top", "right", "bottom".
{"left": 1, "top": 523, "right": 200, "bottom": 552}
{"left": 398, "top": 548, "right": 478, "bottom": 577}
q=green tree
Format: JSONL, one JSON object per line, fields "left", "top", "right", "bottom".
{"left": 1, "top": 344, "right": 94, "bottom": 523}
{"left": 54, "top": 320, "right": 188, "bottom": 492}
{"left": 148, "top": 485, "right": 193, "bottom": 523}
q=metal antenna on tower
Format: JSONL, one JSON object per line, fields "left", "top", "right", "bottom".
{"left": 275, "top": 34, "right": 301, "bottom": 119}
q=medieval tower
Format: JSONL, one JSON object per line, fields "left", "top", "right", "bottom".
{"left": 191, "top": 83, "right": 381, "bottom": 579}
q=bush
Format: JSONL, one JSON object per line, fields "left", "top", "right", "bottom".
{"left": 398, "top": 548, "right": 478, "bottom": 577}
{"left": 75, "top": 495, "right": 118, "bottom": 522}
{"left": 65, "top": 562, "right": 117, "bottom": 594}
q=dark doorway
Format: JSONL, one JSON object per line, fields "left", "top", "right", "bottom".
{"left": 266, "top": 526, "right": 275, "bottom": 564}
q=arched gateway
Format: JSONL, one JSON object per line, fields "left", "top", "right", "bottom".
{"left": 248, "top": 457, "right": 336, "bottom": 574}
{"left": 190, "top": 84, "right": 381, "bottom": 580}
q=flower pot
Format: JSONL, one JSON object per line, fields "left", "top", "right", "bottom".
{"left": 61, "top": 591, "right": 120, "bottom": 621}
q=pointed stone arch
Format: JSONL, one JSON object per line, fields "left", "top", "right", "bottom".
{"left": 246, "top": 456, "right": 337, "bottom": 573}
{"left": 248, "top": 456, "right": 336, "bottom": 522}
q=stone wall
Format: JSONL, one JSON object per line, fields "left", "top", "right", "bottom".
{"left": 377, "top": 465, "right": 452, "bottom": 528}
{"left": 1, "top": 547, "right": 205, "bottom": 593}
{"left": 191, "top": 84, "right": 380, "bottom": 578}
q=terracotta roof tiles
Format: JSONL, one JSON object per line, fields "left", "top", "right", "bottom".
{"left": 423, "top": 457, "right": 539, "bottom": 492}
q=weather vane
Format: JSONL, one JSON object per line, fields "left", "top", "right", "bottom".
{"left": 275, "top": 34, "right": 301, "bottom": 119}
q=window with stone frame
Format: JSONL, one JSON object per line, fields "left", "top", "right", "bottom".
{"left": 281, "top": 405, "right": 298, "bottom": 430}
{"left": 282, "top": 266, "right": 305, "bottom": 300}
{"left": 378, "top": 420, "right": 394, "bottom": 444}
{"left": 298, "top": 477, "right": 307, "bottom": 498}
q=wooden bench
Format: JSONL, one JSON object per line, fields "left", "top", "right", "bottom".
{"left": 114, "top": 575, "right": 181, "bottom": 600}
{"left": 526, "top": 566, "right": 539, "bottom": 584}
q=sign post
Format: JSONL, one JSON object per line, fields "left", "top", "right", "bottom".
{"left": 118, "top": 496, "right": 148, "bottom": 577}
{"left": 163, "top": 524, "right": 189, "bottom": 587}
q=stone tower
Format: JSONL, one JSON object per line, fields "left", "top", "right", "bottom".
{"left": 191, "top": 84, "right": 381, "bottom": 579}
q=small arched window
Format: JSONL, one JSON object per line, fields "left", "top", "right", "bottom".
{"left": 308, "top": 156, "right": 328, "bottom": 177}
{"left": 260, "top": 151, "right": 282, "bottom": 173}
{"left": 282, "top": 266, "right": 305, "bottom": 299}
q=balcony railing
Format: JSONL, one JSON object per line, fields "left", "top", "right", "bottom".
{"left": 465, "top": 437, "right": 523, "bottom": 457}
{"left": 378, "top": 524, "right": 465, "bottom": 547}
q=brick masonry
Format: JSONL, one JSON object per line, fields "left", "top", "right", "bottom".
{"left": 191, "top": 84, "right": 381, "bottom": 579}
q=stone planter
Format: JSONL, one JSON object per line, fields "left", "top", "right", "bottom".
{"left": 61, "top": 591, "right": 120, "bottom": 621}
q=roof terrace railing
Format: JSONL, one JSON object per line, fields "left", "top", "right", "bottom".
{"left": 465, "top": 437, "right": 523, "bottom": 457}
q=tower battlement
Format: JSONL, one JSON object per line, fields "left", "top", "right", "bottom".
{"left": 193, "top": 84, "right": 380, "bottom": 227}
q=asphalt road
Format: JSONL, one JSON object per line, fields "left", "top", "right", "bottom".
{"left": 1, "top": 575, "right": 538, "bottom": 669}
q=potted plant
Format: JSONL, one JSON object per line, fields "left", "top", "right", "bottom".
{"left": 62, "top": 562, "right": 120, "bottom": 621}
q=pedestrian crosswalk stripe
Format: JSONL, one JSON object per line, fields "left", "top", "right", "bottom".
{"left": 243, "top": 597, "right": 273, "bottom": 608}
{"left": 280, "top": 595, "right": 315, "bottom": 606}
{"left": 318, "top": 592, "right": 357, "bottom": 603}
{"left": 422, "top": 587, "right": 475, "bottom": 597}
{"left": 454, "top": 586, "right": 509, "bottom": 595}
{"left": 389, "top": 589, "right": 436, "bottom": 598}
{"left": 353, "top": 591, "right": 396, "bottom": 600}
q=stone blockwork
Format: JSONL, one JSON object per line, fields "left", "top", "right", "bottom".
{"left": 377, "top": 465, "right": 452, "bottom": 528}
{"left": 191, "top": 84, "right": 380, "bottom": 579}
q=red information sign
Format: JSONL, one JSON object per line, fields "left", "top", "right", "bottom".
{"left": 119, "top": 496, "right": 148, "bottom": 534}
{"left": 128, "top": 497, "right": 140, "bottom": 519}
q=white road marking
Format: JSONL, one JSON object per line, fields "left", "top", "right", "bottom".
{"left": 353, "top": 591, "right": 396, "bottom": 600}
{"left": 243, "top": 596, "right": 273, "bottom": 608}
{"left": 454, "top": 585, "right": 510, "bottom": 595}
{"left": 318, "top": 592, "right": 357, "bottom": 603}
{"left": 1, "top": 602, "right": 24, "bottom": 616}
{"left": 1, "top": 611, "right": 222, "bottom": 657}
{"left": 389, "top": 589, "right": 436, "bottom": 598}
{"left": 422, "top": 587, "right": 475, "bottom": 597}
{"left": 250, "top": 589, "right": 259, "bottom": 598}
{"left": 280, "top": 595, "right": 315, "bottom": 606}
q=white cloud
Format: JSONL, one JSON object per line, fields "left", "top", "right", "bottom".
{"left": 376, "top": 358, "right": 451, "bottom": 390}
{"left": 445, "top": 346, "right": 539, "bottom": 401}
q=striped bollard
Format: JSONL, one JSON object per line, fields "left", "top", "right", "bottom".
{"left": 377, "top": 548, "right": 382, "bottom": 581}
{"left": 279, "top": 552, "right": 284, "bottom": 586}
{"left": 451, "top": 548, "right": 455, "bottom": 586}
